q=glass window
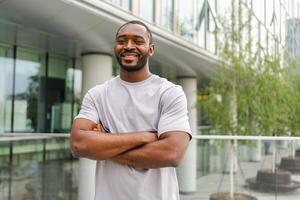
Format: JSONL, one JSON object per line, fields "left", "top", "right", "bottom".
{"left": 217, "top": 0, "right": 232, "bottom": 18}
{"left": 47, "top": 54, "right": 74, "bottom": 133}
{"left": 14, "top": 47, "right": 46, "bottom": 133}
{"left": 73, "top": 59, "right": 82, "bottom": 120}
{"left": 260, "top": 24, "right": 267, "bottom": 54}
{"left": 273, "top": 0, "right": 280, "bottom": 38}
{"left": 161, "top": 0, "right": 174, "bottom": 30}
{"left": 178, "top": 0, "right": 195, "bottom": 40}
{"left": 206, "top": 10, "right": 216, "bottom": 53}
{"left": 139, "top": 0, "right": 154, "bottom": 22}
{"left": 0, "top": 44, "right": 13, "bottom": 133}
{"left": 265, "top": 0, "right": 274, "bottom": 28}
{"left": 194, "top": 0, "right": 205, "bottom": 47}
{"left": 252, "top": 0, "right": 265, "bottom": 23}
{"left": 251, "top": 18, "right": 259, "bottom": 57}
{"left": 111, "top": 0, "right": 131, "bottom": 11}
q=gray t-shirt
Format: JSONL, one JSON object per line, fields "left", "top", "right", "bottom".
{"left": 76, "top": 74, "right": 191, "bottom": 200}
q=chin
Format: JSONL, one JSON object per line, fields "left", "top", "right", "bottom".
{"left": 120, "top": 64, "right": 145, "bottom": 72}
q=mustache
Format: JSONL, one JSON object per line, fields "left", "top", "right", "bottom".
{"left": 119, "top": 50, "right": 140, "bottom": 56}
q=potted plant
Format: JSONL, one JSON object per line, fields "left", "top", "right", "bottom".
{"left": 200, "top": 1, "right": 258, "bottom": 199}
{"left": 278, "top": 58, "right": 300, "bottom": 173}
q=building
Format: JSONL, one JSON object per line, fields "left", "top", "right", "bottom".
{"left": 287, "top": 18, "right": 300, "bottom": 59}
{"left": 0, "top": 0, "right": 299, "bottom": 199}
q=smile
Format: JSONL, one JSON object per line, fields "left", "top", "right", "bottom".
{"left": 121, "top": 52, "right": 139, "bottom": 57}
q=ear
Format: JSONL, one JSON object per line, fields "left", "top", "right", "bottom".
{"left": 149, "top": 43, "right": 155, "bottom": 57}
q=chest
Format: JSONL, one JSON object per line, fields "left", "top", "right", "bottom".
{"left": 99, "top": 84, "right": 161, "bottom": 132}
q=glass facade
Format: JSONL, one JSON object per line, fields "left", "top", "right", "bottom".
{"left": 0, "top": 0, "right": 298, "bottom": 135}
{"left": 0, "top": 44, "right": 82, "bottom": 134}
{"left": 108, "top": 0, "right": 299, "bottom": 57}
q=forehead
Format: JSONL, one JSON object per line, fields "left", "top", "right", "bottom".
{"left": 117, "top": 24, "right": 148, "bottom": 39}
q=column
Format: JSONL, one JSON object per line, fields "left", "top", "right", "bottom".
{"left": 176, "top": 76, "right": 197, "bottom": 193}
{"left": 78, "top": 53, "right": 112, "bottom": 200}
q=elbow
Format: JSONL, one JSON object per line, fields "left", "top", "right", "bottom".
{"left": 70, "top": 130, "right": 87, "bottom": 158}
{"left": 168, "top": 152, "right": 182, "bottom": 167}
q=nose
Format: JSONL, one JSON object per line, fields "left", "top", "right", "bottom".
{"left": 124, "top": 40, "right": 134, "bottom": 50}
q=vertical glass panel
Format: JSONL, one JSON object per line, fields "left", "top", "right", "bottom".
{"left": 260, "top": 25, "right": 267, "bottom": 54}
{"left": 0, "top": 141, "right": 10, "bottom": 200}
{"left": 265, "top": 0, "right": 274, "bottom": 28}
{"left": 139, "top": 0, "right": 154, "bottom": 22}
{"left": 206, "top": 10, "right": 216, "bottom": 53}
{"left": 281, "top": 7, "right": 287, "bottom": 43}
{"left": 11, "top": 140, "right": 43, "bottom": 199}
{"left": 73, "top": 59, "right": 82, "bottom": 119}
{"left": 48, "top": 54, "right": 74, "bottom": 133}
{"left": 161, "top": 0, "right": 174, "bottom": 30}
{"left": 5, "top": 138, "right": 77, "bottom": 199}
{"left": 194, "top": 0, "right": 205, "bottom": 47}
{"left": 111, "top": 0, "right": 131, "bottom": 11}
{"left": 14, "top": 48, "right": 46, "bottom": 133}
{"left": 252, "top": 0, "right": 265, "bottom": 22}
{"left": 178, "top": 0, "right": 194, "bottom": 40}
{"left": 217, "top": 0, "right": 232, "bottom": 18}
{"left": 0, "top": 44, "right": 13, "bottom": 133}
{"left": 251, "top": 18, "right": 259, "bottom": 62}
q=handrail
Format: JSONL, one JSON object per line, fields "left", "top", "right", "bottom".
{"left": 0, "top": 133, "right": 70, "bottom": 142}
{"left": 1, "top": 133, "right": 300, "bottom": 142}
{"left": 193, "top": 135, "right": 300, "bottom": 141}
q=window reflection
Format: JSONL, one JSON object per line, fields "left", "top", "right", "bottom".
{"left": 111, "top": 0, "right": 131, "bottom": 11}
{"left": 161, "top": 0, "right": 174, "bottom": 30}
{"left": 139, "top": 0, "right": 154, "bottom": 22}
{"left": 48, "top": 55, "right": 74, "bottom": 133}
{"left": 0, "top": 44, "right": 13, "bottom": 133}
{"left": 14, "top": 48, "right": 46, "bottom": 133}
{"left": 178, "top": 0, "right": 195, "bottom": 40}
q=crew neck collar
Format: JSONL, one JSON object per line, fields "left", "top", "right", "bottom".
{"left": 118, "top": 74, "right": 155, "bottom": 86}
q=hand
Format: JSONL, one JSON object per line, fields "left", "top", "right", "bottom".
{"left": 143, "top": 132, "right": 158, "bottom": 143}
{"left": 93, "top": 123, "right": 106, "bottom": 133}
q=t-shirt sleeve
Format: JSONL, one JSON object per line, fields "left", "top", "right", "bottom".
{"left": 157, "top": 86, "right": 192, "bottom": 139}
{"left": 74, "top": 91, "right": 99, "bottom": 124}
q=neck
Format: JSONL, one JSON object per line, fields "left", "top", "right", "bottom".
{"left": 120, "top": 65, "right": 152, "bottom": 82}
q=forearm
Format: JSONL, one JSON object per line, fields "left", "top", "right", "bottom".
{"left": 112, "top": 139, "right": 180, "bottom": 168}
{"left": 112, "top": 132, "right": 190, "bottom": 168}
{"left": 71, "top": 129, "right": 156, "bottom": 160}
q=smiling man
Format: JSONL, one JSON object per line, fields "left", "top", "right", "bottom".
{"left": 71, "top": 20, "right": 192, "bottom": 200}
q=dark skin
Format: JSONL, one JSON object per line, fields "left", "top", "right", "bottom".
{"left": 70, "top": 23, "right": 190, "bottom": 168}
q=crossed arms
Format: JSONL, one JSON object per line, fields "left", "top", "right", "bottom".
{"left": 70, "top": 118, "right": 190, "bottom": 168}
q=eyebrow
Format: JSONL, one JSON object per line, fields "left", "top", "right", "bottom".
{"left": 116, "top": 35, "right": 146, "bottom": 40}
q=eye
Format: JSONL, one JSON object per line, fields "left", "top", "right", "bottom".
{"left": 117, "top": 38, "right": 126, "bottom": 44}
{"left": 135, "top": 40, "right": 145, "bottom": 45}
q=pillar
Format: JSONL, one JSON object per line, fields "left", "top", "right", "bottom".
{"left": 176, "top": 76, "right": 197, "bottom": 193}
{"left": 78, "top": 53, "right": 112, "bottom": 200}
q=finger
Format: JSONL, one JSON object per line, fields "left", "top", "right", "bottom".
{"left": 99, "top": 124, "right": 106, "bottom": 132}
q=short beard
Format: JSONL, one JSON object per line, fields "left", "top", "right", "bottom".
{"left": 115, "top": 52, "right": 148, "bottom": 72}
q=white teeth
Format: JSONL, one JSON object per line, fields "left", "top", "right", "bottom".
{"left": 121, "top": 53, "right": 138, "bottom": 57}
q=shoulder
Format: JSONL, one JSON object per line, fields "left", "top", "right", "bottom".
{"left": 150, "top": 75, "right": 185, "bottom": 105}
{"left": 87, "top": 77, "right": 119, "bottom": 96}
{"left": 158, "top": 77, "right": 184, "bottom": 98}
{"left": 151, "top": 75, "right": 183, "bottom": 94}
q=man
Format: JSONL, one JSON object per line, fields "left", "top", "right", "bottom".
{"left": 71, "top": 20, "right": 191, "bottom": 200}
